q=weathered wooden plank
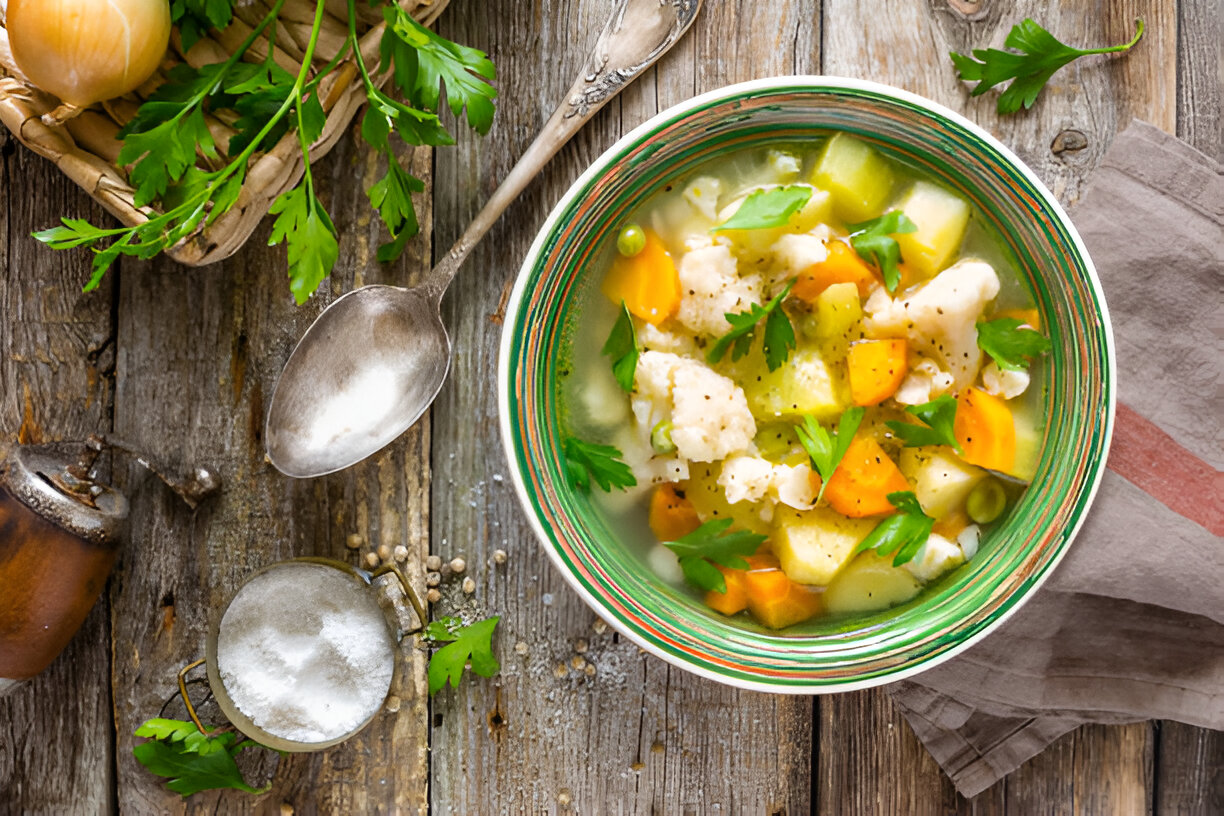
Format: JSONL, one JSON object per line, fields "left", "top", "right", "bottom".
{"left": 817, "top": 689, "right": 1007, "bottom": 815}
{"left": 0, "top": 128, "right": 117, "bottom": 815}
{"left": 428, "top": 1, "right": 817, "bottom": 813}
{"left": 106, "top": 135, "right": 434, "bottom": 813}
{"left": 1175, "top": 0, "right": 1222, "bottom": 162}
{"left": 818, "top": 0, "right": 1179, "bottom": 810}
{"left": 1156, "top": 723, "right": 1224, "bottom": 816}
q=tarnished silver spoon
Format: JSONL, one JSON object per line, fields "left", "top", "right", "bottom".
{"left": 265, "top": 0, "right": 703, "bottom": 478}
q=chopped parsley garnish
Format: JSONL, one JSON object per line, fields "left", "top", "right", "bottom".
{"left": 854, "top": 491, "right": 934, "bottom": 567}
{"left": 976, "top": 317, "right": 1051, "bottom": 371}
{"left": 847, "top": 211, "right": 917, "bottom": 293}
{"left": 950, "top": 18, "right": 1144, "bottom": 115}
{"left": 663, "top": 519, "right": 768, "bottom": 594}
{"left": 711, "top": 186, "right": 813, "bottom": 232}
{"left": 707, "top": 279, "right": 797, "bottom": 371}
{"left": 424, "top": 616, "right": 501, "bottom": 695}
{"left": 562, "top": 437, "right": 636, "bottom": 493}
{"left": 886, "top": 394, "right": 963, "bottom": 453}
{"left": 795, "top": 407, "right": 864, "bottom": 504}
{"left": 602, "top": 302, "right": 639, "bottom": 392}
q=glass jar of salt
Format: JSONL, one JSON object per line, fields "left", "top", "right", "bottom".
{"left": 183, "top": 557, "right": 425, "bottom": 752}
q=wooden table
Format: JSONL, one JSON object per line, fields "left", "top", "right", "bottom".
{"left": 1, "top": 0, "right": 1220, "bottom": 812}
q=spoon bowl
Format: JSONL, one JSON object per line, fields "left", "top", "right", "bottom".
{"left": 265, "top": 0, "right": 703, "bottom": 478}
{"left": 265, "top": 286, "right": 450, "bottom": 478}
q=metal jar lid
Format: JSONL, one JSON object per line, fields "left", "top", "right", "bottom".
{"left": 0, "top": 442, "right": 128, "bottom": 545}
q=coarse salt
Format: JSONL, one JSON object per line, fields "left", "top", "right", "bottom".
{"left": 216, "top": 562, "right": 395, "bottom": 745}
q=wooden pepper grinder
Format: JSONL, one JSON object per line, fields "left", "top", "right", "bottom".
{"left": 0, "top": 436, "right": 218, "bottom": 696}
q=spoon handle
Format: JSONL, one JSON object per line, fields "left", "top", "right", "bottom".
{"left": 421, "top": 0, "right": 703, "bottom": 302}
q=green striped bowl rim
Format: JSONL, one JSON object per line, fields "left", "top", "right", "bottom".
{"left": 498, "top": 77, "right": 1115, "bottom": 693}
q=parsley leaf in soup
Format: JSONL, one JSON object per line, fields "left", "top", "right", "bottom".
{"left": 886, "top": 394, "right": 963, "bottom": 453}
{"left": 562, "top": 437, "right": 637, "bottom": 493}
{"left": 795, "top": 408, "right": 864, "bottom": 504}
{"left": 976, "top": 317, "right": 1051, "bottom": 371}
{"left": 602, "top": 302, "right": 639, "bottom": 392}
{"left": 950, "top": 18, "right": 1144, "bottom": 115}
{"left": 424, "top": 616, "right": 501, "bottom": 695}
{"left": 663, "top": 519, "right": 768, "bottom": 594}
{"left": 711, "top": 186, "right": 813, "bottom": 232}
{"left": 707, "top": 279, "right": 796, "bottom": 371}
{"left": 854, "top": 491, "right": 935, "bottom": 567}
{"left": 847, "top": 211, "right": 917, "bottom": 293}
{"left": 132, "top": 718, "right": 270, "bottom": 797}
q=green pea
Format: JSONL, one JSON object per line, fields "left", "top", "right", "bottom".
{"left": 617, "top": 223, "right": 646, "bottom": 257}
{"left": 650, "top": 420, "right": 677, "bottom": 455}
{"left": 799, "top": 312, "right": 822, "bottom": 340}
{"left": 966, "top": 477, "right": 1007, "bottom": 524}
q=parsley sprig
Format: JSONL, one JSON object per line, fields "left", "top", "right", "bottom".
{"left": 563, "top": 436, "right": 637, "bottom": 493}
{"left": 34, "top": 0, "right": 497, "bottom": 303}
{"left": 795, "top": 408, "right": 864, "bottom": 505}
{"left": 663, "top": 519, "right": 768, "bottom": 594}
{"left": 133, "top": 718, "right": 272, "bottom": 797}
{"left": 847, "top": 212, "right": 917, "bottom": 293}
{"left": 977, "top": 318, "right": 1051, "bottom": 371}
{"left": 951, "top": 19, "right": 1145, "bottom": 115}
{"left": 854, "top": 491, "right": 934, "bottom": 567}
{"left": 712, "top": 186, "right": 813, "bottom": 232}
{"left": 602, "top": 302, "right": 639, "bottom": 392}
{"left": 886, "top": 394, "right": 963, "bottom": 453}
{"left": 424, "top": 615, "right": 501, "bottom": 695}
{"left": 707, "top": 279, "right": 797, "bottom": 371}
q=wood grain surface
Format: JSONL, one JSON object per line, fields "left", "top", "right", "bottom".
{"left": 0, "top": 1, "right": 1220, "bottom": 814}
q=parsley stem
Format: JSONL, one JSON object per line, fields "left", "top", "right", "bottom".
{"left": 1080, "top": 19, "right": 1144, "bottom": 55}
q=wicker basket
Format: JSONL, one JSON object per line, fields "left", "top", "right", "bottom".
{"left": 0, "top": 0, "right": 449, "bottom": 267}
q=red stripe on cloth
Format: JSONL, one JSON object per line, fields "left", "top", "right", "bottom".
{"left": 1107, "top": 401, "right": 1224, "bottom": 536}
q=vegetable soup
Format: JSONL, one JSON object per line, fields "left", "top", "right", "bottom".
{"left": 560, "top": 134, "right": 1048, "bottom": 631}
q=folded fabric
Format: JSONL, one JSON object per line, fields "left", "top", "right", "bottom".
{"left": 887, "top": 120, "right": 1224, "bottom": 798}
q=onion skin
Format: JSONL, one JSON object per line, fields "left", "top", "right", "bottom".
{"left": 7, "top": 0, "right": 171, "bottom": 108}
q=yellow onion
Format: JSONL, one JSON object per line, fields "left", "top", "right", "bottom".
{"left": 7, "top": 0, "right": 171, "bottom": 110}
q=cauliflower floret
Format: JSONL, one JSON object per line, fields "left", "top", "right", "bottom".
{"left": 638, "top": 322, "right": 699, "bottom": 356}
{"left": 902, "top": 533, "right": 965, "bottom": 582}
{"left": 894, "top": 357, "right": 956, "bottom": 405}
{"left": 766, "top": 149, "right": 802, "bottom": 182}
{"left": 683, "top": 176, "right": 723, "bottom": 221}
{"left": 670, "top": 362, "right": 756, "bottom": 461}
{"left": 578, "top": 367, "right": 630, "bottom": 428}
{"left": 632, "top": 351, "right": 755, "bottom": 463}
{"left": 718, "top": 456, "right": 775, "bottom": 504}
{"left": 864, "top": 259, "right": 1000, "bottom": 389}
{"left": 957, "top": 524, "right": 981, "bottom": 560}
{"left": 675, "top": 243, "right": 763, "bottom": 336}
{"left": 769, "top": 462, "right": 819, "bottom": 509}
{"left": 982, "top": 361, "right": 1031, "bottom": 399}
{"left": 771, "top": 233, "right": 828, "bottom": 277}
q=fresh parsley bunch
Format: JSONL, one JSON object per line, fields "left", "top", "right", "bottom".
{"left": 36, "top": 0, "right": 497, "bottom": 304}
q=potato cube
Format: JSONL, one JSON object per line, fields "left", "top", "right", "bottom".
{"left": 771, "top": 507, "right": 877, "bottom": 586}
{"left": 824, "top": 552, "right": 922, "bottom": 615}
{"left": 815, "top": 282, "right": 863, "bottom": 341}
{"left": 744, "top": 348, "right": 846, "bottom": 421}
{"left": 894, "top": 181, "right": 971, "bottom": 279}
{"left": 911, "top": 451, "right": 986, "bottom": 519}
{"left": 811, "top": 133, "right": 895, "bottom": 223}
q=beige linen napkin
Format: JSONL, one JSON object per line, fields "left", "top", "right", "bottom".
{"left": 887, "top": 120, "right": 1224, "bottom": 798}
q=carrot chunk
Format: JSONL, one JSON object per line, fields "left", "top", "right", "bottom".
{"left": 846, "top": 339, "right": 908, "bottom": 406}
{"left": 648, "top": 484, "right": 701, "bottom": 542}
{"left": 704, "top": 566, "right": 750, "bottom": 616}
{"left": 601, "top": 230, "right": 681, "bottom": 325}
{"left": 823, "top": 436, "right": 911, "bottom": 518}
{"left": 792, "top": 240, "right": 878, "bottom": 301}
{"left": 954, "top": 387, "right": 1017, "bottom": 473}
{"left": 740, "top": 554, "right": 824, "bottom": 629}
